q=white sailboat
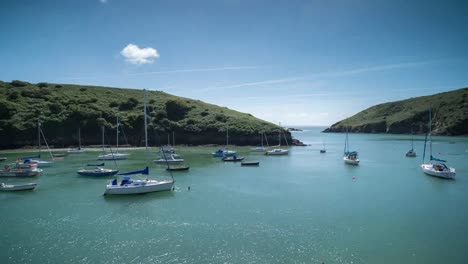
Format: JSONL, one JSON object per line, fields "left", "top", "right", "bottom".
{"left": 104, "top": 89, "right": 174, "bottom": 195}
{"left": 67, "top": 127, "right": 86, "bottom": 154}
{"left": 22, "top": 121, "right": 53, "bottom": 167}
{"left": 266, "top": 129, "right": 289, "bottom": 155}
{"left": 405, "top": 128, "right": 416, "bottom": 157}
{"left": 98, "top": 117, "right": 129, "bottom": 160}
{"left": 251, "top": 132, "right": 268, "bottom": 152}
{"left": 343, "top": 128, "right": 359, "bottom": 165}
{"left": 421, "top": 110, "right": 455, "bottom": 179}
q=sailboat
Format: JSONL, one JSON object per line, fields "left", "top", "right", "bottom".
{"left": 104, "top": 89, "right": 174, "bottom": 195}
{"left": 251, "top": 132, "right": 268, "bottom": 152}
{"left": 343, "top": 127, "right": 359, "bottom": 165}
{"left": 421, "top": 110, "right": 455, "bottom": 179}
{"left": 67, "top": 127, "right": 85, "bottom": 154}
{"left": 21, "top": 121, "right": 54, "bottom": 167}
{"left": 98, "top": 117, "right": 129, "bottom": 160}
{"left": 405, "top": 128, "right": 416, "bottom": 157}
{"left": 212, "top": 127, "right": 236, "bottom": 157}
{"left": 320, "top": 134, "right": 326, "bottom": 153}
{"left": 77, "top": 163, "right": 118, "bottom": 177}
{"left": 266, "top": 129, "right": 289, "bottom": 155}
{"left": 161, "top": 132, "right": 176, "bottom": 154}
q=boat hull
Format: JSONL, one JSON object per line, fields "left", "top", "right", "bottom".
{"left": 104, "top": 180, "right": 174, "bottom": 195}
{"left": 0, "top": 183, "right": 37, "bottom": 191}
{"left": 344, "top": 157, "right": 360, "bottom": 165}
{"left": 251, "top": 147, "right": 267, "bottom": 152}
{"left": 0, "top": 168, "right": 42, "bottom": 177}
{"left": 98, "top": 153, "right": 129, "bottom": 160}
{"left": 166, "top": 166, "right": 190, "bottom": 171}
{"left": 421, "top": 164, "right": 456, "bottom": 179}
{"left": 266, "top": 149, "right": 289, "bottom": 155}
{"left": 67, "top": 149, "right": 85, "bottom": 154}
{"left": 241, "top": 161, "right": 260, "bottom": 166}
{"left": 77, "top": 169, "right": 118, "bottom": 177}
{"left": 222, "top": 157, "right": 244, "bottom": 162}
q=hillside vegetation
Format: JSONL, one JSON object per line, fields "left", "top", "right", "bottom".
{"left": 0, "top": 80, "right": 290, "bottom": 149}
{"left": 324, "top": 87, "right": 468, "bottom": 136}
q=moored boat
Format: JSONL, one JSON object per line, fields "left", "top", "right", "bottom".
{"left": 104, "top": 89, "right": 174, "bottom": 195}
{"left": 222, "top": 156, "right": 244, "bottom": 162}
{"left": 421, "top": 110, "right": 455, "bottom": 179}
{"left": 266, "top": 149, "right": 289, "bottom": 155}
{"left": 0, "top": 182, "right": 37, "bottom": 191}
{"left": 0, "top": 164, "right": 42, "bottom": 177}
{"left": 77, "top": 167, "right": 119, "bottom": 177}
{"left": 241, "top": 161, "right": 260, "bottom": 166}
{"left": 166, "top": 165, "right": 190, "bottom": 171}
{"left": 154, "top": 154, "right": 184, "bottom": 164}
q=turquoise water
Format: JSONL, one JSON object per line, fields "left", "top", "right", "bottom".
{"left": 1, "top": 127, "right": 467, "bottom": 264}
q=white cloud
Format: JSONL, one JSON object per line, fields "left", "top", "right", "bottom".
{"left": 99, "top": 0, "right": 108, "bottom": 3}
{"left": 121, "top": 44, "right": 159, "bottom": 65}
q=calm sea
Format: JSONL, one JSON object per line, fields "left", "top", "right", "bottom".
{"left": 1, "top": 126, "right": 467, "bottom": 263}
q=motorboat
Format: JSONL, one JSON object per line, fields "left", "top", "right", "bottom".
{"left": 77, "top": 165, "right": 118, "bottom": 177}
{"left": 241, "top": 161, "right": 260, "bottom": 166}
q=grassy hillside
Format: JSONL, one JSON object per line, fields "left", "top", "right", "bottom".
{"left": 0, "top": 80, "right": 290, "bottom": 149}
{"left": 324, "top": 87, "right": 468, "bottom": 136}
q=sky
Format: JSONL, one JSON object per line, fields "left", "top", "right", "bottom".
{"left": 1, "top": 0, "right": 467, "bottom": 126}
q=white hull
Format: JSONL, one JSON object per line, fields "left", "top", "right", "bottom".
{"left": 0, "top": 168, "right": 42, "bottom": 177}
{"left": 154, "top": 159, "right": 184, "bottom": 164}
{"left": 251, "top": 147, "right": 267, "bottom": 152}
{"left": 266, "top": 149, "right": 289, "bottom": 155}
{"left": 421, "top": 164, "right": 456, "bottom": 179}
{"left": 98, "top": 153, "right": 129, "bottom": 160}
{"left": 104, "top": 180, "right": 174, "bottom": 195}
{"left": 0, "top": 183, "right": 37, "bottom": 191}
{"left": 344, "top": 157, "right": 360, "bottom": 165}
{"left": 67, "top": 149, "right": 85, "bottom": 154}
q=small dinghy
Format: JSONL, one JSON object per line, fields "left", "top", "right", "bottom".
{"left": 222, "top": 156, "right": 244, "bottom": 162}
{"left": 0, "top": 157, "right": 7, "bottom": 162}
{"left": 77, "top": 163, "right": 118, "bottom": 177}
{"left": 166, "top": 165, "right": 190, "bottom": 171}
{"left": 241, "top": 161, "right": 259, "bottom": 166}
{"left": 0, "top": 182, "right": 37, "bottom": 191}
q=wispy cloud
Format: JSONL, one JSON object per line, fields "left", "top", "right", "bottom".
{"left": 99, "top": 0, "right": 108, "bottom": 4}
{"left": 199, "top": 60, "right": 433, "bottom": 92}
{"left": 60, "top": 66, "right": 261, "bottom": 81}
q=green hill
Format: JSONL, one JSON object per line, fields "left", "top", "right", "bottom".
{"left": 0, "top": 80, "right": 290, "bottom": 149}
{"left": 323, "top": 87, "right": 468, "bottom": 136}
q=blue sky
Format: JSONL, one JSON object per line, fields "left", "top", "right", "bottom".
{"left": 1, "top": 0, "right": 467, "bottom": 125}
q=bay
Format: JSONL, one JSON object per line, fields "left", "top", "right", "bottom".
{"left": 1, "top": 126, "right": 467, "bottom": 263}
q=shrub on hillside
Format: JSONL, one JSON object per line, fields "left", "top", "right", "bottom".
{"left": 165, "top": 99, "right": 190, "bottom": 121}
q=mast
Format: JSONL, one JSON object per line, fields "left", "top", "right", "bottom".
{"left": 226, "top": 126, "right": 229, "bottom": 147}
{"left": 101, "top": 126, "right": 105, "bottom": 153}
{"left": 78, "top": 127, "right": 82, "bottom": 150}
{"left": 144, "top": 89, "right": 148, "bottom": 166}
{"left": 167, "top": 133, "right": 170, "bottom": 146}
{"left": 172, "top": 131, "right": 175, "bottom": 146}
{"left": 116, "top": 116, "right": 119, "bottom": 152}
{"left": 261, "top": 132, "right": 264, "bottom": 147}
{"left": 37, "top": 120, "right": 41, "bottom": 155}
{"left": 429, "top": 110, "right": 432, "bottom": 158}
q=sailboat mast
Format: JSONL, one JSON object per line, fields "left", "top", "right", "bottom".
{"left": 261, "top": 132, "right": 264, "bottom": 147}
{"left": 78, "top": 127, "right": 82, "bottom": 149}
{"left": 173, "top": 131, "right": 175, "bottom": 146}
{"left": 429, "top": 110, "right": 432, "bottom": 158}
{"left": 226, "top": 127, "right": 229, "bottom": 147}
{"left": 101, "top": 126, "right": 105, "bottom": 152}
{"left": 37, "top": 120, "right": 41, "bottom": 155}
{"left": 116, "top": 116, "right": 119, "bottom": 152}
{"left": 144, "top": 89, "right": 148, "bottom": 166}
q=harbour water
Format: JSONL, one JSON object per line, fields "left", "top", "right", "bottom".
{"left": 1, "top": 127, "right": 467, "bottom": 263}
